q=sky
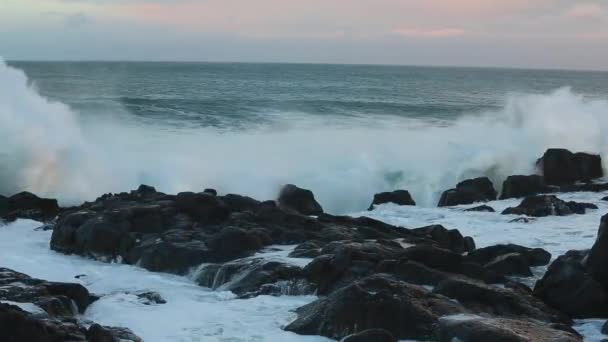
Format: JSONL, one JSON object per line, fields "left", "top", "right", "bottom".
{"left": 0, "top": 0, "right": 607, "bottom": 70}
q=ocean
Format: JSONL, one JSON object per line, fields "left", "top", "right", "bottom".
{"left": 2, "top": 61, "right": 608, "bottom": 341}
{"left": 3, "top": 61, "right": 608, "bottom": 213}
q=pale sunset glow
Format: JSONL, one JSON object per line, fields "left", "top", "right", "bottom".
{"left": 1, "top": 0, "right": 607, "bottom": 69}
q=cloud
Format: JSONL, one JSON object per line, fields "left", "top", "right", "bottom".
{"left": 565, "top": 3, "right": 606, "bottom": 20}
{"left": 392, "top": 27, "right": 466, "bottom": 38}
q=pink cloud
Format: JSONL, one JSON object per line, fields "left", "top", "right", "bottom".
{"left": 565, "top": 3, "right": 606, "bottom": 20}
{"left": 392, "top": 27, "right": 466, "bottom": 38}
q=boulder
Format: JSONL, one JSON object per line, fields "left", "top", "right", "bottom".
{"left": 174, "top": 191, "right": 230, "bottom": 223}
{"left": 438, "top": 177, "right": 497, "bottom": 207}
{"left": 465, "top": 244, "right": 551, "bottom": 267}
{"left": 195, "top": 258, "right": 309, "bottom": 297}
{"left": 284, "top": 275, "right": 465, "bottom": 341}
{"left": 341, "top": 329, "right": 397, "bottom": 342}
{"left": 501, "top": 195, "right": 596, "bottom": 217}
{"left": 464, "top": 205, "right": 495, "bottom": 212}
{"left": 1, "top": 192, "right": 59, "bottom": 222}
{"left": 500, "top": 175, "right": 553, "bottom": 200}
{"left": 534, "top": 250, "right": 608, "bottom": 318}
{"left": 434, "top": 277, "right": 570, "bottom": 324}
{"left": 437, "top": 315, "right": 581, "bottom": 342}
{"left": 483, "top": 253, "right": 533, "bottom": 277}
{"left": 277, "top": 184, "right": 323, "bottom": 215}
{"left": 86, "top": 324, "right": 142, "bottom": 342}
{"left": 410, "top": 225, "right": 476, "bottom": 253}
{"left": 368, "top": 190, "right": 415, "bottom": 210}
{"left": 537, "top": 149, "right": 602, "bottom": 185}
{"left": 588, "top": 213, "right": 608, "bottom": 286}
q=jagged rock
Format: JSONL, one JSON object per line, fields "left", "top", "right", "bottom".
{"left": 195, "top": 258, "right": 310, "bottom": 297}
{"left": 174, "top": 191, "right": 230, "bottom": 223}
{"left": 303, "top": 240, "right": 404, "bottom": 295}
{"left": 466, "top": 244, "right": 551, "bottom": 267}
{"left": 410, "top": 225, "right": 476, "bottom": 253}
{"left": 288, "top": 241, "right": 323, "bottom": 258}
{"left": 438, "top": 177, "right": 497, "bottom": 207}
{"left": 277, "top": 184, "right": 323, "bottom": 215}
{"left": 537, "top": 148, "right": 603, "bottom": 185}
{"left": 434, "top": 277, "right": 570, "bottom": 324}
{"left": 483, "top": 253, "right": 533, "bottom": 277}
{"left": 87, "top": 323, "right": 142, "bottom": 342}
{"left": 534, "top": 250, "right": 608, "bottom": 318}
{"left": 502, "top": 195, "right": 596, "bottom": 217}
{"left": 134, "top": 291, "right": 166, "bottom": 305}
{"left": 0, "top": 191, "right": 59, "bottom": 222}
{"left": 500, "top": 175, "right": 554, "bottom": 200}
{"left": 284, "top": 275, "right": 465, "bottom": 340}
{"left": 437, "top": 314, "right": 582, "bottom": 342}
{"left": 0, "top": 303, "right": 87, "bottom": 342}
{"left": 588, "top": 214, "right": 608, "bottom": 286}
{"left": 464, "top": 205, "right": 495, "bottom": 212}
{"left": 368, "top": 190, "right": 415, "bottom": 210}
{"left": 341, "top": 329, "right": 397, "bottom": 342}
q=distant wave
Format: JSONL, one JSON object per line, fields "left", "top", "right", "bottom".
{"left": 2, "top": 59, "right": 608, "bottom": 213}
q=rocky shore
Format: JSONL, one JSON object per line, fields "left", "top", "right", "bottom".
{"left": 2, "top": 147, "right": 608, "bottom": 341}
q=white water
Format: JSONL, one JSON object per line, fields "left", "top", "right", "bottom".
{"left": 2, "top": 60, "right": 608, "bottom": 213}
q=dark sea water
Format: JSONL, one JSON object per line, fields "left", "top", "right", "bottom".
{"left": 3, "top": 61, "right": 608, "bottom": 212}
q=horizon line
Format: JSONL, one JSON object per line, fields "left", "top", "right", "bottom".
{"left": 5, "top": 59, "right": 608, "bottom": 73}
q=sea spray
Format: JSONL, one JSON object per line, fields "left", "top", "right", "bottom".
{"left": 1, "top": 59, "right": 608, "bottom": 212}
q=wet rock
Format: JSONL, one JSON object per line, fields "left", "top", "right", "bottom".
{"left": 437, "top": 314, "right": 582, "bottom": 342}
{"left": 203, "top": 188, "right": 217, "bottom": 196}
{"left": 535, "top": 249, "right": 608, "bottom": 318}
{"left": 277, "top": 184, "right": 323, "bottom": 216}
{"left": 195, "top": 258, "right": 309, "bottom": 297}
{"left": 368, "top": 190, "right": 415, "bottom": 210}
{"left": 410, "top": 225, "right": 475, "bottom": 253}
{"left": 483, "top": 253, "right": 533, "bottom": 277}
{"left": 87, "top": 323, "right": 142, "bottom": 342}
{"left": 588, "top": 213, "right": 608, "bottom": 286}
{"left": 341, "top": 329, "right": 397, "bottom": 342}
{"left": 174, "top": 191, "right": 230, "bottom": 223}
{"left": 0, "top": 192, "right": 59, "bottom": 222}
{"left": 464, "top": 205, "right": 495, "bottom": 212}
{"left": 537, "top": 148, "right": 603, "bottom": 185}
{"left": 220, "top": 194, "right": 261, "bottom": 213}
{"left": 134, "top": 291, "right": 166, "bottom": 305}
{"left": 434, "top": 277, "right": 570, "bottom": 324}
{"left": 0, "top": 303, "right": 87, "bottom": 342}
{"left": 284, "top": 275, "right": 465, "bottom": 341}
{"left": 438, "top": 177, "right": 497, "bottom": 207}
{"left": 466, "top": 244, "right": 551, "bottom": 267}
{"left": 501, "top": 195, "right": 595, "bottom": 217}
{"left": 288, "top": 241, "right": 323, "bottom": 258}
{"left": 500, "top": 175, "right": 554, "bottom": 200}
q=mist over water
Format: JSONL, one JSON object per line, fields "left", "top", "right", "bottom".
{"left": 2, "top": 60, "right": 608, "bottom": 213}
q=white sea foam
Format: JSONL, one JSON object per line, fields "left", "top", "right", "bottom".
{"left": 2, "top": 60, "right": 608, "bottom": 212}
{"left": 0, "top": 220, "right": 329, "bottom": 342}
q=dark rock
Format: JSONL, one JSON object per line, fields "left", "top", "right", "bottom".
{"left": 537, "top": 148, "right": 602, "bottom": 185}
{"left": 175, "top": 191, "right": 230, "bottom": 223}
{"left": 435, "top": 277, "right": 570, "bottom": 324}
{"left": 466, "top": 244, "right": 551, "bottom": 267}
{"left": 464, "top": 205, "right": 495, "bottom": 212}
{"left": 288, "top": 241, "right": 323, "bottom": 258}
{"left": 509, "top": 217, "right": 534, "bottom": 223}
{"left": 602, "top": 320, "right": 608, "bottom": 335}
{"left": 1, "top": 192, "right": 59, "bottom": 222}
{"left": 587, "top": 213, "right": 608, "bottom": 287}
{"left": 437, "top": 315, "right": 582, "bottom": 342}
{"left": 500, "top": 175, "right": 554, "bottom": 200}
{"left": 483, "top": 253, "right": 533, "bottom": 277}
{"left": 206, "top": 227, "right": 265, "bottom": 261}
{"left": 410, "top": 225, "right": 476, "bottom": 253}
{"left": 284, "top": 275, "right": 465, "bottom": 340}
{"left": 134, "top": 291, "right": 166, "bottom": 305}
{"left": 0, "top": 303, "right": 86, "bottom": 342}
{"left": 534, "top": 250, "right": 608, "bottom": 318}
{"left": 277, "top": 184, "right": 323, "bottom": 215}
{"left": 368, "top": 190, "right": 415, "bottom": 210}
{"left": 502, "top": 195, "right": 595, "bottom": 217}
{"left": 341, "top": 329, "right": 397, "bottom": 342}
{"left": 87, "top": 324, "right": 142, "bottom": 342}
{"left": 203, "top": 188, "right": 217, "bottom": 196}
{"left": 438, "top": 177, "right": 497, "bottom": 207}
{"left": 221, "top": 194, "right": 261, "bottom": 212}
{"left": 195, "top": 258, "right": 309, "bottom": 297}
